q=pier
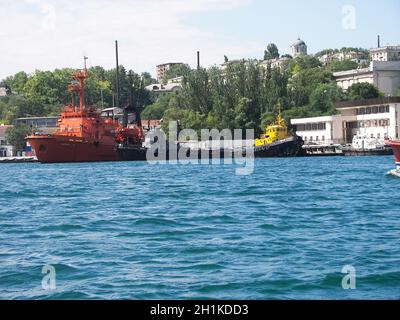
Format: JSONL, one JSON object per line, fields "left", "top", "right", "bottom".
{"left": 301, "top": 144, "right": 344, "bottom": 157}
{"left": 0, "top": 157, "right": 38, "bottom": 163}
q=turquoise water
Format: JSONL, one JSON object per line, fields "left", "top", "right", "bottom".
{"left": 0, "top": 156, "right": 399, "bottom": 300}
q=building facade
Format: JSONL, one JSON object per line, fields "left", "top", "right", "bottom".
{"left": 334, "top": 61, "right": 400, "bottom": 96}
{"left": 0, "top": 124, "right": 14, "bottom": 157}
{"left": 370, "top": 46, "right": 400, "bottom": 62}
{"left": 319, "top": 51, "right": 367, "bottom": 66}
{"left": 259, "top": 57, "right": 291, "bottom": 70}
{"left": 145, "top": 78, "right": 182, "bottom": 96}
{"left": 0, "top": 87, "right": 7, "bottom": 97}
{"left": 156, "top": 63, "right": 184, "bottom": 82}
{"left": 291, "top": 97, "right": 400, "bottom": 145}
{"left": 291, "top": 115, "right": 343, "bottom": 145}
{"left": 14, "top": 117, "right": 58, "bottom": 134}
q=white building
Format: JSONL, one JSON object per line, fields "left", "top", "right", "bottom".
{"left": 370, "top": 46, "right": 400, "bottom": 62}
{"left": 334, "top": 61, "right": 400, "bottom": 96}
{"left": 259, "top": 57, "right": 291, "bottom": 70}
{"left": 319, "top": 51, "right": 367, "bottom": 66}
{"left": 145, "top": 82, "right": 182, "bottom": 96}
{"left": 0, "top": 124, "right": 14, "bottom": 157}
{"left": 291, "top": 97, "right": 400, "bottom": 145}
{"left": 0, "top": 87, "right": 7, "bottom": 97}
{"left": 291, "top": 115, "right": 343, "bottom": 145}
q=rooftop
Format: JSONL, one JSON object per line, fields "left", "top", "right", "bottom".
{"left": 336, "top": 97, "right": 400, "bottom": 109}
{"left": 291, "top": 115, "right": 341, "bottom": 124}
{"left": 156, "top": 62, "right": 184, "bottom": 68}
{"left": 370, "top": 45, "right": 400, "bottom": 52}
{"left": 292, "top": 38, "right": 306, "bottom": 47}
{"left": 333, "top": 67, "right": 371, "bottom": 77}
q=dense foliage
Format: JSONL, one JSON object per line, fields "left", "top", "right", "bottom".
{"left": 159, "top": 56, "right": 349, "bottom": 134}
{"left": 5, "top": 124, "right": 31, "bottom": 153}
{"left": 346, "top": 82, "right": 382, "bottom": 101}
{"left": 162, "top": 64, "right": 191, "bottom": 84}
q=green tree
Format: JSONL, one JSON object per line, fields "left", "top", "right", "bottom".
{"left": 288, "top": 68, "right": 334, "bottom": 107}
{"left": 162, "top": 64, "right": 191, "bottom": 84}
{"left": 289, "top": 55, "right": 322, "bottom": 73}
{"left": 314, "top": 49, "right": 339, "bottom": 58}
{"left": 0, "top": 71, "right": 29, "bottom": 94}
{"left": 23, "top": 69, "right": 72, "bottom": 105}
{"left": 346, "top": 83, "right": 382, "bottom": 101}
{"left": 0, "top": 95, "right": 39, "bottom": 124}
{"left": 5, "top": 124, "right": 31, "bottom": 154}
{"left": 264, "top": 43, "right": 280, "bottom": 60}
{"left": 141, "top": 72, "right": 157, "bottom": 86}
{"left": 309, "top": 83, "right": 343, "bottom": 115}
{"left": 84, "top": 66, "right": 112, "bottom": 107}
{"left": 330, "top": 59, "right": 359, "bottom": 72}
{"left": 141, "top": 94, "right": 174, "bottom": 120}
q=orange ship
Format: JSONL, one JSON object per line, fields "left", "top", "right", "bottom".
{"left": 27, "top": 69, "right": 137, "bottom": 163}
{"left": 386, "top": 139, "right": 400, "bottom": 172}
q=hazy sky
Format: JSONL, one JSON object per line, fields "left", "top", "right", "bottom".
{"left": 0, "top": 0, "right": 399, "bottom": 80}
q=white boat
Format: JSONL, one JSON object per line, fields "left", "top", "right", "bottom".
{"left": 341, "top": 134, "right": 392, "bottom": 156}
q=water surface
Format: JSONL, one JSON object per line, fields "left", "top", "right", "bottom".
{"left": 0, "top": 156, "right": 399, "bottom": 299}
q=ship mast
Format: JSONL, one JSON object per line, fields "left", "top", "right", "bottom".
{"left": 115, "top": 40, "right": 120, "bottom": 111}
{"left": 68, "top": 57, "right": 88, "bottom": 113}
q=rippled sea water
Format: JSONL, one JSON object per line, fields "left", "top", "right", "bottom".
{"left": 0, "top": 156, "right": 400, "bottom": 300}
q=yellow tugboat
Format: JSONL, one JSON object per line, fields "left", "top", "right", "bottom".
{"left": 254, "top": 104, "right": 304, "bottom": 157}
{"left": 255, "top": 106, "right": 289, "bottom": 147}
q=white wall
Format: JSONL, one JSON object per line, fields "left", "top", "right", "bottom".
{"left": 291, "top": 104, "right": 400, "bottom": 144}
{"left": 291, "top": 115, "right": 343, "bottom": 144}
{"left": 296, "top": 129, "right": 331, "bottom": 144}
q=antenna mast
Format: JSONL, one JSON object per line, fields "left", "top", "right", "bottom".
{"left": 115, "top": 40, "right": 120, "bottom": 110}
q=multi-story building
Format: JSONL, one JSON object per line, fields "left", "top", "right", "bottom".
{"left": 156, "top": 63, "right": 184, "bottom": 82}
{"left": 334, "top": 61, "right": 400, "bottom": 96}
{"left": 319, "top": 51, "right": 367, "bottom": 66}
{"left": 291, "top": 97, "right": 400, "bottom": 145}
{"left": 370, "top": 46, "right": 400, "bottom": 62}
{"left": 259, "top": 57, "right": 291, "bottom": 70}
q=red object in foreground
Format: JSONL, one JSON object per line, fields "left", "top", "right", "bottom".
{"left": 27, "top": 69, "right": 142, "bottom": 163}
{"left": 386, "top": 139, "right": 400, "bottom": 170}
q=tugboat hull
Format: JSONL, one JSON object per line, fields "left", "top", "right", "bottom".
{"left": 254, "top": 136, "right": 304, "bottom": 158}
{"left": 116, "top": 146, "right": 148, "bottom": 161}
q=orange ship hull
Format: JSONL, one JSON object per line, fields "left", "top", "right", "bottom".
{"left": 28, "top": 135, "right": 119, "bottom": 163}
{"left": 387, "top": 140, "right": 400, "bottom": 169}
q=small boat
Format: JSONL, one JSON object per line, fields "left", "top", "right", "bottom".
{"left": 254, "top": 105, "right": 304, "bottom": 157}
{"left": 340, "top": 134, "right": 392, "bottom": 156}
